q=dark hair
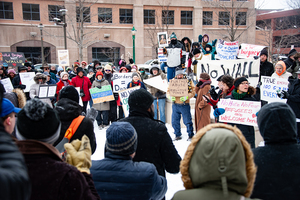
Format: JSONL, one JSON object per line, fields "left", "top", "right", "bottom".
{"left": 233, "top": 77, "right": 256, "bottom": 95}
{"left": 220, "top": 75, "right": 234, "bottom": 89}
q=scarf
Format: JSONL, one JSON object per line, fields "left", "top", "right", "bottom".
{"left": 62, "top": 80, "right": 69, "bottom": 86}
{"left": 232, "top": 89, "right": 247, "bottom": 100}
{"left": 199, "top": 79, "right": 212, "bottom": 89}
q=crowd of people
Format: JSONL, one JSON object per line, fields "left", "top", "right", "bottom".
{"left": 0, "top": 32, "right": 299, "bottom": 200}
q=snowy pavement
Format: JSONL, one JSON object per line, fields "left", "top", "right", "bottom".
{"left": 91, "top": 121, "right": 190, "bottom": 200}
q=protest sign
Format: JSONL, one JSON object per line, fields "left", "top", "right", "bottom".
{"left": 118, "top": 86, "right": 140, "bottom": 117}
{"left": 75, "top": 87, "right": 83, "bottom": 106}
{"left": 260, "top": 76, "right": 288, "bottom": 103}
{"left": 158, "top": 32, "right": 168, "bottom": 48}
{"left": 158, "top": 48, "right": 167, "bottom": 62}
{"left": 20, "top": 72, "right": 35, "bottom": 92}
{"left": 169, "top": 79, "right": 188, "bottom": 97}
{"left": 144, "top": 75, "right": 168, "bottom": 93}
{"left": 38, "top": 85, "right": 57, "bottom": 98}
{"left": 0, "top": 52, "right": 26, "bottom": 70}
{"left": 215, "top": 40, "right": 239, "bottom": 60}
{"left": 112, "top": 73, "right": 133, "bottom": 92}
{"left": 58, "top": 50, "right": 69, "bottom": 67}
{"left": 238, "top": 44, "right": 266, "bottom": 59}
{"left": 218, "top": 99, "right": 261, "bottom": 126}
{"left": 89, "top": 85, "right": 114, "bottom": 104}
{"left": 196, "top": 59, "right": 260, "bottom": 87}
{"left": 0, "top": 78, "right": 14, "bottom": 93}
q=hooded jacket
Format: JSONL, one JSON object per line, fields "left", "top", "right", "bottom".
{"left": 172, "top": 123, "right": 258, "bottom": 200}
{"left": 181, "top": 37, "right": 192, "bottom": 53}
{"left": 148, "top": 66, "right": 167, "bottom": 99}
{"left": 166, "top": 40, "right": 186, "bottom": 67}
{"left": 139, "top": 67, "right": 149, "bottom": 81}
{"left": 251, "top": 102, "right": 300, "bottom": 200}
{"left": 271, "top": 61, "right": 292, "bottom": 79}
{"left": 29, "top": 73, "right": 52, "bottom": 107}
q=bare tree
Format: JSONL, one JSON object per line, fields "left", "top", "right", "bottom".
{"left": 285, "top": 0, "right": 300, "bottom": 9}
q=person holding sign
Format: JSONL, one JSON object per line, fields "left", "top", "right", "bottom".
{"left": 56, "top": 72, "right": 72, "bottom": 101}
{"left": 167, "top": 70, "right": 195, "bottom": 141}
{"left": 271, "top": 61, "right": 292, "bottom": 80}
{"left": 127, "top": 72, "right": 146, "bottom": 90}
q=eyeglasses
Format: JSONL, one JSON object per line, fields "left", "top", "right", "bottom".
{"left": 240, "top": 82, "right": 250, "bottom": 85}
{"left": 105, "top": 70, "right": 111, "bottom": 72}
{"left": 44, "top": 68, "right": 49, "bottom": 70}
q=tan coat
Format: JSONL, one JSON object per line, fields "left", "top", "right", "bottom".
{"left": 167, "top": 78, "right": 195, "bottom": 104}
{"left": 194, "top": 83, "right": 211, "bottom": 132}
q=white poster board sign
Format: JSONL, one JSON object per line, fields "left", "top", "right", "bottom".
{"left": 38, "top": 85, "right": 57, "bottom": 99}
{"left": 197, "top": 59, "right": 260, "bottom": 87}
{"left": 118, "top": 86, "right": 140, "bottom": 117}
{"left": 218, "top": 99, "right": 261, "bottom": 126}
{"left": 144, "top": 75, "right": 168, "bottom": 93}
{"left": 20, "top": 72, "right": 35, "bottom": 92}
{"left": 216, "top": 40, "right": 239, "bottom": 60}
{"left": 238, "top": 43, "right": 266, "bottom": 59}
{"left": 1, "top": 78, "right": 14, "bottom": 93}
{"left": 158, "top": 48, "right": 167, "bottom": 62}
{"left": 112, "top": 73, "right": 133, "bottom": 93}
{"left": 157, "top": 32, "right": 168, "bottom": 48}
{"left": 58, "top": 50, "right": 70, "bottom": 67}
{"left": 75, "top": 87, "right": 83, "bottom": 106}
{"left": 260, "top": 76, "right": 288, "bottom": 103}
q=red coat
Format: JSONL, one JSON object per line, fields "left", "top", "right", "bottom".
{"left": 56, "top": 80, "right": 73, "bottom": 100}
{"left": 71, "top": 75, "right": 92, "bottom": 102}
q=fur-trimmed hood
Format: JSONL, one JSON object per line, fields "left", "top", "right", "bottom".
{"left": 34, "top": 73, "right": 47, "bottom": 84}
{"left": 179, "top": 123, "right": 257, "bottom": 198}
{"left": 13, "top": 88, "right": 26, "bottom": 108}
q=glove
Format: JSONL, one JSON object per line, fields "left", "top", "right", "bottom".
{"left": 163, "top": 47, "right": 167, "bottom": 54}
{"left": 213, "top": 108, "right": 225, "bottom": 118}
{"left": 64, "top": 135, "right": 92, "bottom": 174}
{"left": 180, "top": 96, "right": 188, "bottom": 102}
{"left": 281, "top": 90, "right": 289, "bottom": 99}
{"left": 192, "top": 60, "right": 198, "bottom": 65}
{"left": 198, "top": 35, "right": 203, "bottom": 43}
{"left": 86, "top": 107, "right": 98, "bottom": 122}
{"left": 34, "top": 96, "right": 39, "bottom": 99}
{"left": 169, "top": 96, "right": 176, "bottom": 102}
{"left": 96, "top": 85, "right": 102, "bottom": 89}
{"left": 253, "top": 56, "right": 259, "bottom": 60}
{"left": 212, "top": 39, "right": 217, "bottom": 47}
{"left": 196, "top": 81, "right": 203, "bottom": 87}
{"left": 181, "top": 63, "right": 185, "bottom": 69}
{"left": 210, "top": 88, "right": 217, "bottom": 97}
{"left": 19, "top": 84, "right": 26, "bottom": 90}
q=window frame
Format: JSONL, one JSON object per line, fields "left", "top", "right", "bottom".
{"left": 236, "top": 12, "right": 247, "bottom": 26}
{"left": 162, "top": 10, "right": 174, "bottom": 25}
{"left": 144, "top": 9, "right": 155, "bottom": 25}
{"left": 218, "top": 11, "right": 230, "bottom": 26}
{"left": 119, "top": 8, "right": 133, "bottom": 24}
{"left": 92, "top": 47, "right": 120, "bottom": 66}
{"left": 0, "top": 1, "right": 13, "bottom": 20}
{"left": 76, "top": 6, "right": 90, "bottom": 23}
{"left": 48, "top": 5, "right": 64, "bottom": 21}
{"left": 203, "top": 11, "right": 213, "bottom": 25}
{"left": 98, "top": 7, "right": 112, "bottom": 23}
{"left": 22, "top": 3, "right": 40, "bottom": 21}
{"left": 181, "top": 11, "right": 193, "bottom": 25}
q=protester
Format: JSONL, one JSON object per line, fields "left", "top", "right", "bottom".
{"left": 12, "top": 66, "right": 27, "bottom": 90}
{"left": 251, "top": 102, "right": 300, "bottom": 200}
{"left": 284, "top": 49, "right": 297, "bottom": 69}
{"left": 172, "top": 123, "right": 257, "bottom": 200}
{"left": 0, "top": 66, "right": 7, "bottom": 80}
{"left": 29, "top": 73, "right": 53, "bottom": 107}
{"left": 56, "top": 71, "right": 72, "bottom": 100}
{"left": 4, "top": 88, "right": 26, "bottom": 109}
{"left": 195, "top": 73, "right": 211, "bottom": 132}
{"left": 167, "top": 70, "right": 195, "bottom": 140}
{"left": 225, "top": 77, "right": 257, "bottom": 148}
{"left": 119, "top": 89, "right": 181, "bottom": 178}
{"left": 131, "top": 65, "right": 138, "bottom": 72}
{"left": 287, "top": 52, "right": 300, "bottom": 78}
{"left": 191, "top": 48, "right": 203, "bottom": 77}
{"left": 0, "top": 98, "right": 21, "bottom": 134}
{"left": 71, "top": 67, "right": 92, "bottom": 113}
{"left": 54, "top": 86, "right": 97, "bottom": 153}
{"left": 198, "top": 34, "right": 209, "bottom": 51}
{"left": 271, "top": 61, "right": 292, "bottom": 79}
{"left": 139, "top": 67, "right": 149, "bottom": 81}
{"left": 103, "top": 64, "right": 117, "bottom": 123}
{"left": 7, "top": 68, "right": 16, "bottom": 82}
{"left": 43, "top": 72, "right": 56, "bottom": 85}
{"left": 181, "top": 37, "right": 192, "bottom": 54}
{"left": 259, "top": 48, "right": 274, "bottom": 80}
{"left": 127, "top": 72, "right": 146, "bottom": 89}
{"left": 49, "top": 65, "right": 59, "bottom": 82}
{"left": 91, "top": 122, "right": 167, "bottom": 200}
{"left": 15, "top": 99, "right": 100, "bottom": 200}
{"left": 81, "top": 61, "right": 88, "bottom": 73}
{"left": 119, "top": 66, "right": 128, "bottom": 73}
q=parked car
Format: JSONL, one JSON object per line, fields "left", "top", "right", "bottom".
{"left": 137, "top": 59, "right": 159, "bottom": 72}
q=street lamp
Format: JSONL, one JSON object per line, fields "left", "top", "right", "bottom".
{"left": 38, "top": 23, "right": 44, "bottom": 66}
{"left": 59, "top": 9, "right": 68, "bottom": 50}
{"left": 131, "top": 27, "right": 137, "bottom": 63}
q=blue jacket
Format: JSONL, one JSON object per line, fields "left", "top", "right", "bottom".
{"left": 90, "top": 152, "right": 167, "bottom": 200}
{"left": 127, "top": 80, "right": 147, "bottom": 90}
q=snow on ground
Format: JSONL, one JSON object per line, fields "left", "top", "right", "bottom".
{"left": 91, "top": 121, "right": 191, "bottom": 200}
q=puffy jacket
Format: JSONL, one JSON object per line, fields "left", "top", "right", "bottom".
{"left": 29, "top": 73, "right": 52, "bottom": 107}
{"left": 166, "top": 40, "right": 186, "bottom": 67}
{"left": 71, "top": 75, "right": 92, "bottom": 102}
{"left": 91, "top": 152, "right": 167, "bottom": 200}
{"left": 91, "top": 79, "right": 110, "bottom": 111}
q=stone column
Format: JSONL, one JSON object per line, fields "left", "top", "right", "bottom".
{"left": 133, "top": 3, "right": 144, "bottom": 64}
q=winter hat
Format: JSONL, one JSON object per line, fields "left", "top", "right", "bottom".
{"left": 106, "top": 122, "right": 137, "bottom": 155}
{"left": 16, "top": 98, "right": 61, "bottom": 144}
{"left": 200, "top": 73, "right": 210, "bottom": 80}
{"left": 170, "top": 32, "right": 177, "bottom": 39}
{"left": 57, "top": 67, "right": 64, "bottom": 72}
{"left": 131, "top": 65, "right": 137, "bottom": 70}
{"left": 81, "top": 61, "right": 87, "bottom": 65}
{"left": 132, "top": 72, "right": 139, "bottom": 78}
{"left": 288, "top": 49, "right": 297, "bottom": 57}
{"left": 7, "top": 69, "right": 16, "bottom": 75}
{"left": 59, "top": 85, "right": 79, "bottom": 103}
{"left": 96, "top": 71, "right": 103, "bottom": 79}
{"left": 43, "top": 71, "right": 51, "bottom": 77}
{"left": 205, "top": 43, "right": 212, "bottom": 51}
{"left": 18, "top": 66, "right": 28, "bottom": 72}
{"left": 234, "top": 77, "right": 248, "bottom": 89}
{"left": 119, "top": 66, "right": 128, "bottom": 73}
{"left": 104, "top": 64, "right": 112, "bottom": 71}
{"left": 175, "top": 70, "right": 185, "bottom": 76}
{"left": 60, "top": 71, "right": 68, "bottom": 79}
{"left": 193, "top": 48, "right": 201, "bottom": 55}
{"left": 260, "top": 48, "right": 268, "bottom": 57}
{"left": 128, "top": 89, "right": 154, "bottom": 110}
{"left": 24, "top": 62, "right": 31, "bottom": 67}
{"left": 150, "top": 65, "right": 160, "bottom": 75}
{"left": 76, "top": 67, "right": 84, "bottom": 75}
{"left": 0, "top": 98, "right": 21, "bottom": 118}
{"left": 93, "top": 60, "right": 100, "bottom": 66}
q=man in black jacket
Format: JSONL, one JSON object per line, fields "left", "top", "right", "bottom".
{"left": 119, "top": 89, "right": 181, "bottom": 177}
{"left": 284, "top": 49, "right": 297, "bottom": 69}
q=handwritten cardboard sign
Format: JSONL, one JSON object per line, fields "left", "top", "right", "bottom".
{"left": 19, "top": 72, "right": 35, "bottom": 92}
{"left": 238, "top": 44, "right": 266, "bottom": 59}
{"left": 0, "top": 52, "right": 26, "bottom": 69}
{"left": 169, "top": 79, "right": 188, "bottom": 97}
{"left": 89, "top": 85, "right": 114, "bottom": 104}
{"left": 216, "top": 40, "right": 239, "bottom": 60}
{"left": 218, "top": 99, "right": 261, "bottom": 126}
{"left": 144, "top": 75, "right": 168, "bottom": 93}
{"left": 38, "top": 85, "right": 57, "bottom": 99}
{"left": 118, "top": 86, "right": 140, "bottom": 117}
{"left": 261, "top": 76, "right": 288, "bottom": 103}
{"left": 1, "top": 78, "right": 14, "bottom": 93}
{"left": 58, "top": 50, "right": 69, "bottom": 67}
{"left": 112, "top": 73, "right": 133, "bottom": 93}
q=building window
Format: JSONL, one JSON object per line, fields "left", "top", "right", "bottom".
{"left": 181, "top": 11, "right": 192, "bottom": 25}
{"left": 98, "top": 8, "right": 112, "bottom": 23}
{"left": 76, "top": 7, "right": 90, "bottom": 23}
{"left": 48, "top": 5, "right": 64, "bottom": 21}
{"left": 144, "top": 9, "right": 155, "bottom": 24}
{"left": 203, "top": 11, "right": 213, "bottom": 25}
{"left": 17, "top": 47, "right": 51, "bottom": 65}
{"left": 219, "top": 11, "right": 230, "bottom": 25}
{"left": 92, "top": 47, "right": 120, "bottom": 66}
{"left": 0, "top": 1, "right": 13, "bottom": 19}
{"left": 236, "top": 12, "right": 246, "bottom": 25}
{"left": 275, "top": 15, "right": 300, "bottom": 30}
{"left": 256, "top": 19, "right": 271, "bottom": 30}
{"left": 162, "top": 10, "right": 174, "bottom": 25}
{"left": 22, "top": 3, "right": 40, "bottom": 21}
{"left": 119, "top": 9, "right": 133, "bottom": 24}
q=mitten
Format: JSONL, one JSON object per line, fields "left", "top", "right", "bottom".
{"left": 163, "top": 47, "right": 167, "bottom": 54}
{"left": 198, "top": 35, "right": 203, "bottom": 43}
{"left": 281, "top": 90, "right": 289, "bottom": 99}
{"left": 192, "top": 60, "right": 198, "bottom": 65}
{"left": 213, "top": 108, "right": 225, "bottom": 118}
{"left": 212, "top": 39, "right": 217, "bottom": 47}
{"left": 86, "top": 107, "right": 98, "bottom": 122}
{"left": 64, "top": 135, "right": 92, "bottom": 174}
{"left": 196, "top": 81, "right": 203, "bottom": 87}
{"left": 180, "top": 96, "right": 188, "bottom": 102}
{"left": 96, "top": 85, "right": 102, "bottom": 89}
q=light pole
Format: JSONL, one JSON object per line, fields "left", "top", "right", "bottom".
{"left": 131, "top": 27, "right": 137, "bottom": 63}
{"left": 38, "top": 23, "right": 44, "bottom": 66}
{"left": 59, "top": 9, "right": 68, "bottom": 50}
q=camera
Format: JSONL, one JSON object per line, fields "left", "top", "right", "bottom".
{"left": 80, "top": 89, "right": 85, "bottom": 97}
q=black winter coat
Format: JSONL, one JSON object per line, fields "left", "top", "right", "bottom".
{"left": 287, "top": 78, "right": 300, "bottom": 118}
{"left": 91, "top": 152, "right": 167, "bottom": 200}
{"left": 284, "top": 57, "right": 294, "bottom": 69}
{"left": 119, "top": 108, "right": 181, "bottom": 177}
{"left": 259, "top": 60, "right": 274, "bottom": 81}
{"left": 54, "top": 98, "right": 97, "bottom": 153}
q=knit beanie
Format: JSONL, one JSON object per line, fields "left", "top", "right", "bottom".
{"left": 7, "top": 69, "right": 16, "bottom": 75}
{"left": 104, "top": 64, "right": 112, "bottom": 71}
{"left": 96, "top": 71, "right": 103, "bottom": 79}
{"left": 60, "top": 71, "right": 69, "bottom": 79}
{"left": 260, "top": 48, "right": 268, "bottom": 57}
{"left": 76, "top": 67, "right": 84, "bottom": 75}
{"left": 234, "top": 77, "right": 248, "bottom": 89}
{"left": 128, "top": 89, "right": 154, "bottom": 110}
{"left": 106, "top": 122, "right": 137, "bottom": 155}
{"left": 200, "top": 73, "right": 210, "bottom": 80}
{"left": 16, "top": 99, "right": 61, "bottom": 144}
{"left": 59, "top": 85, "right": 80, "bottom": 103}
{"left": 170, "top": 32, "right": 177, "bottom": 39}
{"left": 132, "top": 72, "right": 139, "bottom": 78}
{"left": 193, "top": 48, "right": 201, "bottom": 55}
{"left": 175, "top": 70, "right": 185, "bottom": 76}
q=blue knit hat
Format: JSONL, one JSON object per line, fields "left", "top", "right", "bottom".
{"left": 105, "top": 122, "right": 138, "bottom": 155}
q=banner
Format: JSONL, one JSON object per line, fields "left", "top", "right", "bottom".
{"left": 118, "top": 86, "right": 140, "bottom": 117}
{"left": 238, "top": 44, "right": 266, "bottom": 59}
{"left": 112, "top": 73, "right": 133, "bottom": 93}
{"left": 143, "top": 75, "right": 168, "bottom": 93}
{"left": 19, "top": 72, "right": 35, "bottom": 92}
{"left": 218, "top": 99, "right": 261, "bottom": 126}
{"left": 260, "top": 76, "right": 288, "bottom": 103}
{"left": 169, "top": 79, "right": 188, "bottom": 97}
{"left": 196, "top": 59, "right": 260, "bottom": 87}
{"left": 89, "top": 85, "right": 114, "bottom": 104}
{"left": 157, "top": 32, "right": 168, "bottom": 48}
{"left": 0, "top": 78, "right": 14, "bottom": 93}
{"left": 57, "top": 50, "right": 69, "bottom": 67}
{"left": 38, "top": 85, "right": 57, "bottom": 99}
{"left": 215, "top": 40, "right": 239, "bottom": 60}
{"left": 0, "top": 52, "right": 26, "bottom": 69}
{"left": 158, "top": 48, "right": 167, "bottom": 62}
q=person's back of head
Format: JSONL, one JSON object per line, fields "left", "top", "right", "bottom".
{"left": 128, "top": 89, "right": 154, "bottom": 116}
{"left": 257, "top": 102, "right": 297, "bottom": 145}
